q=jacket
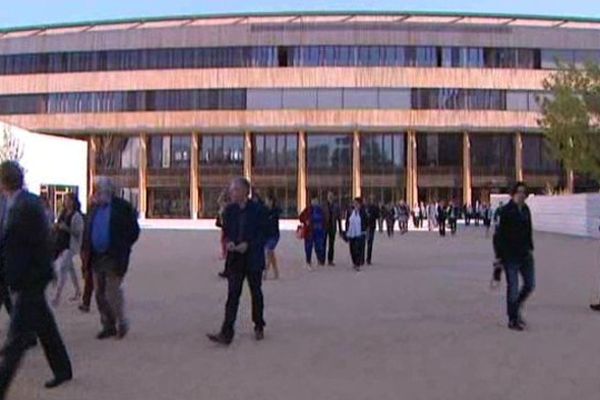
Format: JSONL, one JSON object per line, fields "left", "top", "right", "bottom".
{"left": 344, "top": 207, "right": 368, "bottom": 235}
{"left": 0, "top": 191, "right": 54, "bottom": 292}
{"left": 223, "top": 200, "right": 267, "bottom": 271}
{"left": 82, "top": 196, "right": 140, "bottom": 277}
{"left": 495, "top": 200, "right": 534, "bottom": 262}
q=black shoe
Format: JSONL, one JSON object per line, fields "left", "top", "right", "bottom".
{"left": 116, "top": 324, "right": 129, "bottom": 340}
{"left": 218, "top": 271, "right": 227, "bottom": 279}
{"left": 207, "top": 333, "right": 232, "bottom": 346}
{"left": 590, "top": 304, "right": 600, "bottom": 312}
{"left": 96, "top": 328, "right": 117, "bottom": 340}
{"left": 78, "top": 304, "right": 90, "bottom": 313}
{"left": 45, "top": 374, "right": 72, "bottom": 389}
{"left": 255, "top": 328, "right": 264, "bottom": 341}
{"left": 366, "top": 261, "right": 372, "bottom": 265}
{"left": 508, "top": 321, "right": 525, "bottom": 331}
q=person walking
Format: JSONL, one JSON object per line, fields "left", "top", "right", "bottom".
{"left": 427, "top": 202, "right": 436, "bottom": 231}
{"left": 495, "top": 182, "right": 535, "bottom": 331}
{"left": 263, "top": 194, "right": 281, "bottom": 280}
{"left": 365, "top": 195, "right": 380, "bottom": 265}
{"left": 81, "top": 176, "right": 140, "bottom": 340}
{"left": 437, "top": 200, "right": 447, "bottom": 237}
{"left": 385, "top": 203, "right": 395, "bottom": 238}
{"left": 483, "top": 203, "right": 492, "bottom": 237}
{"left": 448, "top": 201, "right": 459, "bottom": 236}
{"left": 323, "top": 191, "right": 342, "bottom": 266}
{"left": 299, "top": 196, "right": 327, "bottom": 269}
{"left": 208, "top": 177, "right": 267, "bottom": 345}
{"left": 397, "top": 200, "right": 409, "bottom": 234}
{"left": 52, "top": 193, "right": 84, "bottom": 307}
{"left": 0, "top": 161, "right": 73, "bottom": 397}
{"left": 378, "top": 202, "right": 385, "bottom": 233}
{"left": 344, "top": 198, "right": 367, "bottom": 271}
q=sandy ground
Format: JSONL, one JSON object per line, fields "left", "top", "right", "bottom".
{"left": 4, "top": 227, "right": 600, "bottom": 400}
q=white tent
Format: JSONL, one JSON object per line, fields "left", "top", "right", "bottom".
{"left": 0, "top": 120, "right": 88, "bottom": 213}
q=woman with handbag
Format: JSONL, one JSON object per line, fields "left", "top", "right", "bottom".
{"left": 52, "top": 193, "right": 84, "bottom": 307}
{"left": 299, "top": 196, "right": 326, "bottom": 270}
{"left": 344, "top": 197, "right": 368, "bottom": 271}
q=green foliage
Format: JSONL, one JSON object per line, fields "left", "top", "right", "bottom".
{"left": 0, "top": 126, "right": 23, "bottom": 163}
{"left": 540, "top": 62, "right": 600, "bottom": 181}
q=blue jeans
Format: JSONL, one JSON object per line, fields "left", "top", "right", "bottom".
{"left": 504, "top": 255, "right": 535, "bottom": 322}
{"left": 305, "top": 230, "right": 326, "bottom": 264}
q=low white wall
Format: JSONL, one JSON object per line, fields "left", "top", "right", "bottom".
{"left": 0, "top": 121, "right": 88, "bottom": 212}
{"left": 527, "top": 193, "right": 600, "bottom": 238}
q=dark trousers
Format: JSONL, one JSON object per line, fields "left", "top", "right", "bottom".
{"left": 366, "top": 229, "right": 376, "bottom": 264}
{"left": 221, "top": 255, "right": 265, "bottom": 340}
{"left": 465, "top": 215, "right": 471, "bottom": 226}
{"left": 81, "top": 264, "right": 94, "bottom": 308}
{"left": 438, "top": 220, "right": 446, "bottom": 236}
{"left": 0, "top": 290, "right": 72, "bottom": 398}
{"left": 0, "top": 283, "right": 11, "bottom": 315}
{"left": 304, "top": 230, "right": 326, "bottom": 264}
{"left": 348, "top": 236, "right": 366, "bottom": 267}
{"left": 504, "top": 256, "right": 535, "bottom": 323}
{"left": 449, "top": 218, "right": 457, "bottom": 235}
{"left": 326, "top": 228, "right": 337, "bottom": 264}
{"left": 386, "top": 219, "right": 395, "bottom": 237}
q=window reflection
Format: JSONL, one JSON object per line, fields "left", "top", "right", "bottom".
{"left": 307, "top": 133, "right": 353, "bottom": 212}
{"left": 95, "top": 135, "right": 140, "bottom": 210}
{"left": 416, "top": 133, "right": 463, "bottom": 203}
{"left": 471, "top": 133, "right": 515, "bottom": 202}
{"left": 361, "top": 133, "right": 406, "bottom": 204}
{"left": 522, "top": 134, "right": 562, "bottom": 193}
{"left": 147, "top": 135, "right": 191, "bottom": 218}
{"left": 199, "top": 134, "right": 244, "bottom": 217}
{"left": 252, "top": 133, "right": 298, "bottom": 217}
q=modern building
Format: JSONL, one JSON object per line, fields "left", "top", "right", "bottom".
{"left": 0, "top": 11, "right": 598, "bottom": 218}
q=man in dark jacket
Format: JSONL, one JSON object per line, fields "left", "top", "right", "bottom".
{"left": 0, "top": 161, "right": 73, "bottom": 397}
{"left": 365, "top": 195, "right": 380, "bottom": 265}
{"left": 323, "top": 191, "right": 342, "bottom": 266}
{"left": 81, "top": 176, "right": 140, "bottom": 340}
{"left": 495, "top": 182, "right": 535, "bottom": 331}
{"left": 208, "top": 177, "right": 267, "bottom": 345}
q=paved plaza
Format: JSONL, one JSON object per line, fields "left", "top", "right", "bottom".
{"left": 4, "top": 227, "right": 600, "bottom": 400}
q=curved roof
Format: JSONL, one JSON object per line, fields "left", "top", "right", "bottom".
{"left": 1, "top": 10, "right": 600, "bottom": 35}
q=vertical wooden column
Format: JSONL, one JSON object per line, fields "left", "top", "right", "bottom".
{"left": 352, "top": 130, "right": 361, "bottom": 198}
{"left": 566, "top": 169, "right": 575, "bottom": 193}
{"left": 190, "top": 132, "right": 199, "bottom": 219}
{"left": 297, "top": 131, "right": 307, "bottom": 213}
{"left": 463, "top": 132, "right": 472, "bottom": 206}
{"left": 244, "top": 130, "right": 252, "bottom": 183}
{"left": 406, "top": 130, "right": 418, "bottom": 207}
{"left": 88, "top": 135, "right": 97, "bottom": 204}
{"left": 515, "top": 131, "right": 524, "bottom": 182}
{"left": 138, "top": 133, "right": 148, "bottom": 219}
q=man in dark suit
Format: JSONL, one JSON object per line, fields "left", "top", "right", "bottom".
{"left": 0, "top": 195, "right": 11, "bottom": 316}
{"left": 81, "top": 176, "right": 140, "bottom": 340}
{"left": 323, "top": 191, "right": 342, "bottom": 266}
{"left": 208, "top": 177, "right": 267, "bottom": 345}
{"left": 365, "top": 195, "right": 380, "bottom": 265}
{"left": 0, "top": 161, "right": 72, "bottom": 398}
{"left": 495, "top": 182, "right": 535, "bottom": 331}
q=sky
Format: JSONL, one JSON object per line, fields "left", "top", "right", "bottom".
{"left": 0, "top": 0, "right": 599, "bottom": 29}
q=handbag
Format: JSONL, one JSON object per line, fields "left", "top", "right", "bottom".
{"left": 296, "top": 225, "right": 305, "bottom": 240}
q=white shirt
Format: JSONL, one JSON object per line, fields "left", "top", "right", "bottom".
{"left": 346, "top": 209, "right": 363, "bottom": 238}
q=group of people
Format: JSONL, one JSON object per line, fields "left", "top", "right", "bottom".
{"left": 0, "top": 162, "right": 140, "bottom": 399}
{"left": 377, "top": 200, "right": 497, "bottom": 237}
{"left": 299, "top": 193, "right": 380, "bottom": 271}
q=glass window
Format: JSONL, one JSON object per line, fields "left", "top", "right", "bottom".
{"left": 541, "top": 49, "right": 574, "bottom": 69}
{"left": 317, "top": 89, "right": 343, "bottom": 109}
{"left": 307, "top": 133, "right": 353, "bottom": 213}
{"left": 343, "top": 89, "right": 378, "bottom": 109}
{"left": 252, "top": 133, "right": 298, "bottom": 217}
{"left": 378, "top": 89, "right": 411, "bottom": 109}
{"left": 470, "top": 133, "right": 515, "bottom": 201}
{"left": 507, "top": 91, "right": 530, "bottom": 111}
{"left": 246, "top": 89, "right": 282, "bottom": 110}
{"left": 199, "top": 134, "right": 245, "bottom": 217}
{"left": 361, "top": 133, "right": 406, "bottom": 204}
{"left": 282, "top": 89, "right": 318, "bottom": 109}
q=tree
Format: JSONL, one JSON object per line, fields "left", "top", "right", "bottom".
{"left": 0, "top": 125, "right": 24, "bottom": 163}
{"left": 539, "top": 62, "right": 600, "bottom": 181}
